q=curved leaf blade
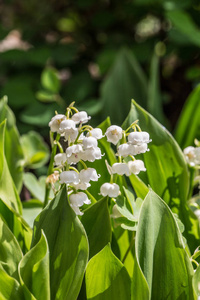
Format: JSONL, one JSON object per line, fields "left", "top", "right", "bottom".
{"left": 19, "top": 231, "right": 50, "bottom": 300}
{"left": 86, "top": 244, "right": 131, "bottom": 300}
{"left": 32, "top": 187, "right": 89, "bottom": 300}
{"left": 135, "top": 190, "right": 195, "bottom": 299}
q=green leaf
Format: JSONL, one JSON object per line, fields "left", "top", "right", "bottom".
{"left": 0, "top": 199, "right": 32, "bottom": 253}
{"left": 0, "top": 268, "right": 24, "bottom": 300}
{"left": 0, "top": 217, "right": 23, "bottom": 280}
{"left": 23, "top": 173, "right": 47, "bottom": 202}
{"left": 32, "top": 187, "right": 89, "bottom": 300}
{"left": 147, "top": 53, "right": 165, "bottom": 124}
{"left": 19, "top": 231, "right": 50, "bottom": 300}
{"left": 100, "top": 47, "right": 148, "bottom": 125}
{"left": 193, "top": 264, "right": 200, "bottom": 298}
{"left": 0, "top": 120, "right": 22, "bottom": 214}
{"left": 174, "top": 84, "right": 200, "bottom": 149}
{"left": 41, "top": 67, "right": 60, "bottom": 93}
{"left": 0, "top": 97, "right": 24, "bottom": 192}
{"left": 85, "top": 244, "right": 131, "bottom": 300}
{"left": 135, "top": 190, "right": 195, "bottom": 299}
{"left": 123, "top": 100, "right": 199, "bottom": 251}
{"left": 166, "top": 10, "right": 200, "bottom": 48}
{"left": 20, "top": 131, "right": 50, "bottom": 169}
{"left": 81, "top": 197, "right": 112, "bottom": 258}
{"left": 36, "top": 90, "right": 56, "bottom": 103}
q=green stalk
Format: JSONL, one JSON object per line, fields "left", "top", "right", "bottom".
{"left": 43, "top": 133, "right": 60, "bottom": 208}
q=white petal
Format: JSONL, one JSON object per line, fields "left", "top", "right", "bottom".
{"left": 49, "top": 114, "right": 66, "bottom": 132}
{"left": 87, "top": 128, "right": 103, "bottom": 139}
{"left": 128, "top": 160, "right": 146, "bottom": 175}
{"left": 111, "top": 163, "right": 130, "bottom": 176}
{"left": 60, "top": 171, "right": 79, "bottom": 184}
{"left": 105, "top": 125, "right": 123, "bottom": 145}
{"left": 100, "top": 183, "right": 120, "bottom": 197}
{"left": 54, "top": 153, "right": 67, "bottom": 166}
{"left": 72, "top": 111, "right": 91, "bottom": 124}
{"left": 82, "top": 136, "right": 98, "bottom": 149}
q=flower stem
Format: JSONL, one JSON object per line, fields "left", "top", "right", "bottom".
{"left": 43, "top": 133, "right": 60, "bottom": 208}
{"left": 122, "top": 232, "right": 135, "bottom": 264}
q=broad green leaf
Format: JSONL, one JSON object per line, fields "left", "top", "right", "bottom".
{"left": 174, "top": 84, "right": 200, "bottom": 149}
{"left": 193, "top": 264, "right": 200, "bottom": 298}
{"left": 100, "top": 47, "right": 148, "bottom": 125}
{"left": 147, "top": 53, "right": 165, "bottom": 124}
{"left": 86, "top": 244, "right": 131, "bottom": 300}
{"left": 20, "top": 131, "right": 50, "bottom": 169}
{"left": 19, "top": 231, "right": 50, "bottom": 300}
{"left": 113, "top": 228, "right": 135, "bottom": 277}
{"left": 0, "top": 199, "right": 32, "bottom": 253}
{"left": 81, "top": 197, "right": 112, "bottom": 258}
{"left": 0, "top": 268, "right": 24, "bottom": 300}
{"left": 166, "top": 10, "right": 200, "bottom": 47}
{"left": 36, "top": 90, "right": 56, "bottom": 103}
{"left": 132, "top": 255, "right": 149, "bottom": 300}
{"left": 0, "top": 217, "right": 23, "bottom": 280}
{"left": 135, "top": 190, "right": 195, "bottom": 299}
{"left": 123, "top": 100, "right": 199, "bottom": 250}
{"left": 0, "top": 97, "right": 24, "bottom": 192}
{"left": 129, "top": 173, "right": 149, "bottom": 199}
{"left": 41, "top": 67, "right": 60, "bottom": 93}
{"left": 0, "top": 120, "right": 22, "bottom": 214}
{"left": 32, "top": 187, "right": 89, "bottom": 300}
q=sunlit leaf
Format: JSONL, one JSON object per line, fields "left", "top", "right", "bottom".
{"left": 0, "top": 120, "right": 22, "bottom": 214}
{"left": 0, "top": 97, "right": 24, "bottom": 192}
{"left": 122, "top": 100, "right": 199, "bottom": 251}
{"left": 41, "top": 67, "right": 60, "bottom": 93}
{"left": 135, "top": 190, "right": 195, "bottom": 299}
{"left": 19, "top": 231, "right": 50, "bottom": 300}
{"left": 0, "top": 217, "right": 23, "bottom": 281}
{"left": 0, "top": 268, "right": 24, "bottom": 300}
{"left": 32, "top": 187, "right": 89, "bottom": 300}
{"left": 85, "top": 244, "right": 131, "bottom": 300}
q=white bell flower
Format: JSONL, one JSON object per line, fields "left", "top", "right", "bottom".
{"left": 66, "top": 144, "right": 83, "bottom": 164}
{"left": 128, "top": 131, "right": 151, "bottom": 145}
{"left": 111, "top": 163, "right": 130, "bottom": 176}
{"left": 183, "top": 146, "right": 200, "bottom": 166}
{"left": 128, "top": 160, "right": 146, "bottom": 175}
{"left": 100, "top": 183, "right": 120, "bottom": 198}
{"left": 60, "top": 171, "right": 79, "bottom": 184}
{"left": 69, "top": 192, "right": 91, "bottom": 207}
{"left": 82, "top": 136, "right": 98, "bottom": 149}
{"left": 79, "top": 168, "right": 100, "bottom": 183}
{"left": 54, "top": 153, "right": 67, "bottom": 166}
{"left": 49, "top": 114, "right": 66, "bottom": 132}
{"left": 58, "top": 119, "right": 76, "bottom": 133}
{"left": 82, "top": 147, "right": 102, "bottom": 162}
{"left": 133, "top": 143, "right": 149, "bottom": 154}
{"left": 87, "top": 128, "right": 103, "bottom": 140}
{"left": 117, "top": 143, "right": 132, "bottom": 157}
{"left": 71, "top": 182, "right": 91, "bottom": 190}
{"left": 105, "top": 125, "right": 123, "bottom": 145}
{"left": 72, "top": 111, "right": 91, "bottom": 124}
{"left": 58, "top": 119, "right": 78, "bottom": 142}
{"left": 69, "top": 192, "right": 91, "bottom": 215}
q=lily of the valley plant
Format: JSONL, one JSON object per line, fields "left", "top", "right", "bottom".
{"left": 1, "top": 97, "right": 200, "bottom": 300}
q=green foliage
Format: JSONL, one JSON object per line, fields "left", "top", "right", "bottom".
{"left": 32, "top": 187, "right": 89, "bottom": 300}
{"left": 85, "top": 244, "right": 131, "bottom": 300}
{"left": 0, "top": 97, "right": 200, "bottom": 299}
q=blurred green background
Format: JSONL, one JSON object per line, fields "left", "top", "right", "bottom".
{"left": 0, "top": 0, "right": 200, "bottom": 142}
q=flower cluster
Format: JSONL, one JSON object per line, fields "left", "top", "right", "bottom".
{"left": 48, "top": 104, "right": 103, "bottom": 215}
{"left": 48, "top": 103, "right": 151, "bottom": 215}
{"left": 99, "top": 123, "right": 151, "bottom": 198}
{"left": 184, "top": 145, "right": 200, "bottom": 167}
